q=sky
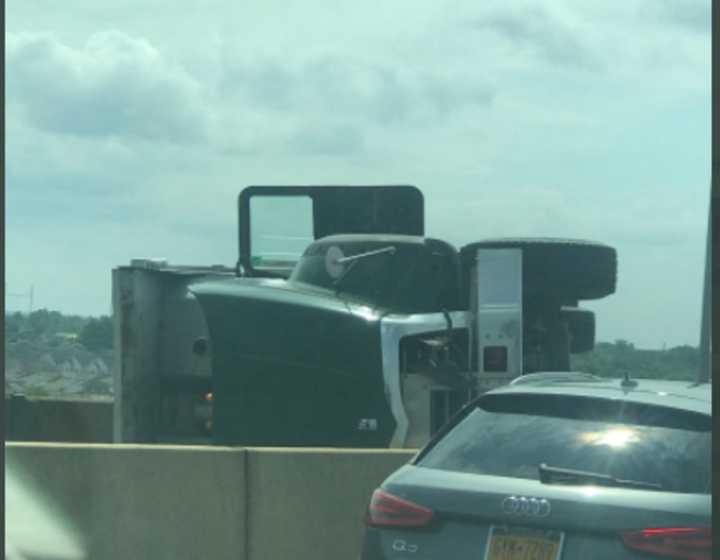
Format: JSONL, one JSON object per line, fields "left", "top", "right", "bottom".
{"left": 5, "top": 0, "right": 711, "bottom": 349}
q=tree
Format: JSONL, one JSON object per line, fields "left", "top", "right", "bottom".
{"left": 4, "top": 312, "right": 24, "bottom": 339}
{"left": 613, "top": 339, "right": 635, "bottom": 351}
{"left": 79, "top": 316, "right": 114, "bottom": 351}
{"left": 571, "top": 340, "right": 700, "bottom": 380}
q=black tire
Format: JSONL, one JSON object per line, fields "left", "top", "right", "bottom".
{"left": 461, "top": 238, "right": 617, "bottom": 301}
{"left": 561, "top": 306, "right": 595, "bottom": 353}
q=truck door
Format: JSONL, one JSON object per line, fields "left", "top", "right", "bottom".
{"left": 237, "top": 185, "right": 424, "bottom": 278}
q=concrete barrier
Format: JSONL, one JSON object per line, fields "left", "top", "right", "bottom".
{"left": 5, "top": 396, "right": 113, "bottom": 443}
{"left": 246, "top": 448, "right": 415, "bottom": 560}
{"left": 6, "top": 443, "right": 247, "bottom": 560}
{"left": 5, "top": 443, "right": 416, "bottom": 560}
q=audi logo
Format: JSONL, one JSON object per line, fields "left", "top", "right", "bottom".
{"left": 501, "top": 496, "right": 551, "bottom": 518}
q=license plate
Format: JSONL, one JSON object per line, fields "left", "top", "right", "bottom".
{"left": 484, "top": 525, "right": 564, "bottom": 560}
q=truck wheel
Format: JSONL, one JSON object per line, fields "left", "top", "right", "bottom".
{"left": 461, "top": 238, "right": 617, "bottom": 301}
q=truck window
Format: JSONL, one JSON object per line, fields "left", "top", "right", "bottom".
{"left": 250, "top": 196, "right": 313, "bottom": 273}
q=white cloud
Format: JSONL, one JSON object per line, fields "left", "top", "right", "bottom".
{"left": 6, "top": 30, "right": 495, "bottom": 157}
{"left": 210, "top": 53, "right": 496, "bottom": 155}
{"left": 6, "top": 31, "right": 209, "bottom": 143}
{"left": 219, "top": 54, "right": 495, "bottom": 127}
{"left": 640, "top": 0, "right": 710, "bottom": 34}
{"left": 469, "top": 3, "right": 603, "bottom": 71}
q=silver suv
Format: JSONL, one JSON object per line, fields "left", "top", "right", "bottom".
{"left": 361, "top": 373, "right": 711, "bottom": 560}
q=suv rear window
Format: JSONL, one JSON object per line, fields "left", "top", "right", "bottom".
{"left": 418, "top": 393, "right": 711, "bottom": 494}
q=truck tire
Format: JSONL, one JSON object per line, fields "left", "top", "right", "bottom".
{"left": 561, "top": 306, "right": 595, "bottom": 353}
{"left": 461, "top": 238, "right": 617, "bottom": 301}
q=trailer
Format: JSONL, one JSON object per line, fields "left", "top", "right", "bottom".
{"left": 113, "top": 185, "right": 616, "bottom": 447}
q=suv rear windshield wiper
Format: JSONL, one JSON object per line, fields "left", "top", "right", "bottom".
{"left": 538, "top": 463, "right": 663, "bottom": 491}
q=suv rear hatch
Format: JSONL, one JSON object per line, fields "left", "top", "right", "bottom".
{"left": 365, "top": 392, "right": 711, "bottom": 559}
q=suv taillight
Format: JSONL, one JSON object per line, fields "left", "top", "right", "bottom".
{"left": 621, "top": 527, "right": 711, "bottom": 560}
{"left": 365, "top": 489, "right": 433, "bottom": 528}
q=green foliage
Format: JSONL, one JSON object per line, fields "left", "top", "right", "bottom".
{"left": 4, "top": 312, "right": 23, "bottom": 338}
{"left": 20, "top": 384, "right": 50, "bottom": 397}
{"left": 78, "top": 316, "right": 114, "bottom": 351}
{"left": 4, "top": 311, "right": 701, "bottom": 381}
{"left": 4, "top": 309, "right": 113, "bottom": 350}
{"left": 571, "top": 340, "right": 701, "bottom": 381}
{"left": 5, "top": 309, "right": 90, "bottom": 341}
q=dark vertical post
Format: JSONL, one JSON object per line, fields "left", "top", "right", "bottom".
{"left": 712, "top": 0, "right": 719, "bottom": 385}
{"left": 711, "top": 0, "right": 719, "bottom": 529}
{"left": 699, "top": 200, "right": 711, "bottom": 382}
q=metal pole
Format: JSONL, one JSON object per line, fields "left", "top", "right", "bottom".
{"left": 698, "top": 195, "right": 711, "bottom": 383}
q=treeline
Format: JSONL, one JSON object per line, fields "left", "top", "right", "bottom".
{"left": 571, "top": 340, "right": 701, "bottom": 381}
{"left": 5, "top": 311, "right": 702, "bottom": 380}
{"left": 5, "top": 309, "right": 113, "bottom": 352}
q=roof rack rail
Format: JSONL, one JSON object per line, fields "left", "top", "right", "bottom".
{"left": 510, "top": 371, "right": 603, "bottom": 386}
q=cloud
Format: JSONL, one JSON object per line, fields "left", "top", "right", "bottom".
{"left": 209, "top": 52, "right": 495, "bottom": 155}
{"left": 4, "top": 109, "right": 164, "bottom": 230}
{"left": 6, "top": 31, "right": 209, "bottom": 143}
{"left": 469, "top": 4, "right": 603, "bottom": 71}
{"left": 219, "top": 54, "right": 495, "bottom": 128}
{"left": 461, "top": 0, "right": 708, "bottom": 81}
{"left": 5, "top": 29, "right": 494, "bottom": 157}
{"left": 430, "top": 184, "right": 706, "bottom": 253}
{"left": 287, "top": 121, "right": 365, "bottom": 156}
{"left": 644, "top": 0, "right": 710, "bottom": 34}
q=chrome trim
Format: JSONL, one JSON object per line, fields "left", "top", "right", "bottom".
{"left": 501, "top": 496, "right": 551, "bottom": 518}
{"left": 380, "top": 311, "right": 469, "bottom": 448}
{"left": 509, "top": 371, "right": 602, "bottom": 386}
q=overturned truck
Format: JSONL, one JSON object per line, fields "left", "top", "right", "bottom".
{"left": 113, "top": 186, "right": 616, "bottom": 447}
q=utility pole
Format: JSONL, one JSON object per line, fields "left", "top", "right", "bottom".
{"left": 5, "top": 284, "right": 34, "bottom": 314}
